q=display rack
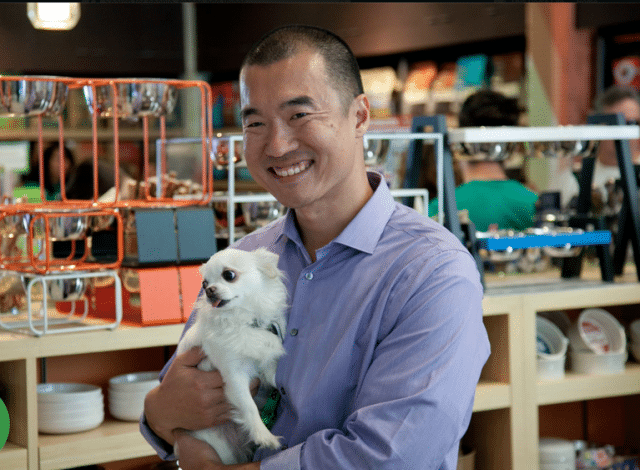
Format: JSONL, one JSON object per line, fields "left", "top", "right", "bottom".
{"left": 404, "top": 115, "right": 640, "bottom": 284}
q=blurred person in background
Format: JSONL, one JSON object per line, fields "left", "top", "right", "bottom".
{"left": 550, "top": 85, "right": 640, "bottom": 208}
{"left": 427, "top": 89, "right": 538, "bottom": 232}
{"left": 22, "top": 143, "right": 75, "bottom": 201}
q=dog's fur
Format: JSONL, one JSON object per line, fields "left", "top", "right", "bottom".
{"left": 174, "top": 247, "right": 288, "bottom": 464}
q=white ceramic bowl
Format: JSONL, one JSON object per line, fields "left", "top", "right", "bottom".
{"left": 37, "top": 383, "right": 102, "bottom": 403}
{"left": 38, "top": 397, "right": 103, "bottom": 412}
{"left": 38, "top": 411, "right": 104, "bottom": 434}
{"left": 108, "top": 401, "right": 143, "bottom": 421}
{"left": 108, "top": 371, "right": 160, "bottom": 392}
{"left": 567, "top": 308, "right": 626, "bottom": 354}
{"left": 38, "top": 407, "right": 104, "bottom": 422}
{"left": 570, "top": 349, "right": 627, "bottom": 375}
{"left": 539, "top": 438, "right": 576, "bottom": 469}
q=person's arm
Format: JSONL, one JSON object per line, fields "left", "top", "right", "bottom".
{"left": 173, "top": 430, "right": 260, "bottom": 470}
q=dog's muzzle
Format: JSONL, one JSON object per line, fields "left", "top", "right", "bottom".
{"left": 204, "top": 287, "right": 229, "bottom": 308}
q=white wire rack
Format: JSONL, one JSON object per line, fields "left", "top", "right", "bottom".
{"left": 0, "top": 269, "right": 122, "bottom": 337}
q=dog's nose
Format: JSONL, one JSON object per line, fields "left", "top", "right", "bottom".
{"left": 205, "top": 285, "right": 218, "bottom": 300}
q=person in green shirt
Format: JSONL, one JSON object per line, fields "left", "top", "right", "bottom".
{"left": 427, "top": 90, "right": 538, "bottom": 232}
{"left": 21, "top": 143, "right": 75, "bottom": 201}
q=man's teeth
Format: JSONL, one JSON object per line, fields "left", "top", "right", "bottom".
{"left": 273, "top": 161, "right": 310, "bottom": 177}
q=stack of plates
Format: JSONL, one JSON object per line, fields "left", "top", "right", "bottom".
{"left": 38, "top": 383, "right": 104, "bottom": 434}
{"left": 108, "top": 371, "right": 160, "bottom": 421}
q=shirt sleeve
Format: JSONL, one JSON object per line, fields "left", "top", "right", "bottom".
{"left": 262, "top": 249, "right": 490, "bottom": 470}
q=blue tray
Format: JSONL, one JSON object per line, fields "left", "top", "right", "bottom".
{"left": 477, "top": 230, "right": 612, "bottom": 251}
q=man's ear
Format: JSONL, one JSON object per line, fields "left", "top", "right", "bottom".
{"left": 354, "top": 94, "right": 370, "bottom": 138}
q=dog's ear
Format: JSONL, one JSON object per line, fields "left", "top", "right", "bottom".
{"left": 252, "top": 248, "right": 281, "bottom": 279}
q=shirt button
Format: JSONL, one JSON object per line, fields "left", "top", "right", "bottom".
{"left": 280, "top": 387, "right": 286, "bottom": 395}
{"left": 290, "top": 328, "right": 298, "bottom": 336}
{"left": 305, "top": 272, "right": 313, "bottom": 280}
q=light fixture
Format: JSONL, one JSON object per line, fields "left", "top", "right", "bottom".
{"left": 27, "top": 3, "right": 80, "bottom": 31}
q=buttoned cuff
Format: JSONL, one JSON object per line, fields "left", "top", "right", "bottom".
{"left": 139, "top": 413, "right": 177, "bottom": 461}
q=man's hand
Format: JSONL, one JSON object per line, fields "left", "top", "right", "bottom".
{"left": 174, "top": 430, "right": 261, "bottom": 470}
{"left": 144, "top": 347, "right": 231, "bottom": 445}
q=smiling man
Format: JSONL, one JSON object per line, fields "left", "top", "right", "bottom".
{"left": 142, "top": 25, "right": 490, "bottom": 470}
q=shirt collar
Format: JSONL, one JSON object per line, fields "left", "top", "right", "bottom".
{"left": 279, "top": 171, "right": 395, "bottom": 255}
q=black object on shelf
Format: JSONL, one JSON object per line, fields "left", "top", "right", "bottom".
{"left": 575, "top": 112, "right": 640, "bottom": 281}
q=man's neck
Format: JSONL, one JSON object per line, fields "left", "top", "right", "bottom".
{"left": 295, "top": 172, "right": 374, "bottom": 262}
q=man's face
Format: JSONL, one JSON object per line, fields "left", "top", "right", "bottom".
{"left": 239, "top": 49, "right": 369, "bottom": 211}
{"left": 600, "top": 97, "right": 640, "bottom": 165}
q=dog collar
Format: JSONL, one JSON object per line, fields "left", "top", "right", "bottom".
{"left": 251, "top": 320, "right": 284, "bottom": 342}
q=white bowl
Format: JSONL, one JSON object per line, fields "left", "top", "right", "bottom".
{"left": 570, "top": 349, "right": 627, "bottom": 375}
{"left": 108, "top": 371, "right": 160, "bottom": 391}
{"left": 567, "top": 308, "right": 626, "bottom": 354}
{"left": 38, "top": 407, "right": 104, "bottom": 422}
{"left": 539, "top": 438, "right": 576, "bottom": 468}
{"left": 109, "top": 401, "right": 143, "bottom": 422}
{"left": 38, "top": 411, "right": 104, "bottom": 434}
{"left": 537, "top": 316, "right": 569, "bottom": 357}
{"left": 630, "top": 319, "right": 640, "bottom": 345}
{"left": 37, "top": 383, "right": 102, "bottom": 402}
{"left": 537, "top": 356, "right": 566, "bottom": 380}
{"left": 38, "top": 397, "right": 103, "bottom": 413}
{"left": 108, "top": 387, "right": 152, "bottom": 401}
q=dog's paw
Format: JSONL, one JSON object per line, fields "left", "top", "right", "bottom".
{"left": 252, "top": 428, "right": 282, "bottom": 450}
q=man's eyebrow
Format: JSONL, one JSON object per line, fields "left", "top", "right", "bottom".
{"left": 241, "top": 107, "right": 258, "bottom": 120}
{"left": 281, "top": 96, "right": 316, "bottom": 109}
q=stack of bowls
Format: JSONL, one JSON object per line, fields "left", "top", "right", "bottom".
{"left": 568, "top": 308, "right": 627, "bottom": 374}
{"left": 108, "top": 371, "right": 160, "bottom": 421}
{"left": 539, "top": 438, "right": 576, "bottom": 470}
{"left": 630, "top": 319, "right": 640, "bottom": 362}
{"left": 537, "top": 316, "right": 569, "bottom": 380}
{"left": 37, "top": 383, "right": 104, "bottom": 434}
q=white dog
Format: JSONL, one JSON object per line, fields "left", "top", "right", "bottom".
{"left": 174, "top": 247, "right": 288, "bottom": 464}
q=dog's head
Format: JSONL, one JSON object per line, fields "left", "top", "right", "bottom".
{"left": 199, "top": 247, "right": 286, "bottom": 313}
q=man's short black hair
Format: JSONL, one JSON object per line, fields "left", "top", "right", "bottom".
{"left": 241, "top": 24, "right": 364, "bottom": 113}
{"left": 458, "top": 89, "right": 520, "bottom": 127}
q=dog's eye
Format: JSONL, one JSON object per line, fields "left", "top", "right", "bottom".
{"left": 202, "top": 280, "right": 208, "bottom": 289}
{"left": 222, "top": 269, "right": 237, "bottom": 282}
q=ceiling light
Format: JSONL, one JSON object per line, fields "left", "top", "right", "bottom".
{"left": 27, "top": 3, "right": 80, "bottom": 31}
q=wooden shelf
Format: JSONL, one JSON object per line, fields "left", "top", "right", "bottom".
{"left": 473, "top": 381, "right": 511, "bottom": 411}
{"left": 537, "top": 362, "right": 640, "bottom": 405}
{"left": 38, "top": 419, "right": 155, "bottom": 470}
{"left": 0, "top": 321, "right": 184, "bottom": 360}
{"left": 0, "top": 442, "right": 28, "bottom": 470}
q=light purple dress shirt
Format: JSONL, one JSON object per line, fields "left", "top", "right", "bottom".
{"left": 140, "top": 171, "right": 490, "bottom": 470}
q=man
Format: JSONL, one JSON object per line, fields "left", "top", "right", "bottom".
{"left": 552, "top": 85, "right": 640, "bottom": 208}
{"left": 142, "top": 25, "right": 490, "bottom": 470}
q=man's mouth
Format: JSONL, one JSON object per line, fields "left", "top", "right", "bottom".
{"left": 270, "top": 160, "right": 312, "bottom": 177}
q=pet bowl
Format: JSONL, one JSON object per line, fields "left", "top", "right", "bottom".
{"left": 82, "top": 82, "right": 135, "bottom": 118}
{"left": 108, "top": 371, "right": 159, "bottom": 391}
{"left": 0, "top": 77, "right": 68, "bottom": 117}
{"left": 37, "top": 383, "right": 102, "bottom": 402}
{"left": 48, "top": 214, "right": 88, "bottom": 241}
{"left": 539, "top": 438, "right": 576, "bottom": 470}
{"left": 38, "top": 410, "right": 104, "bottom": 434}
{"left": 22, "top": 276, "right": 87, "bottom": 302}
{"left": 567, "top": 308, "right": 626, "bottom": 354}
{"left": 541, "top": 227, "right": 584, "bottom": 258}
{"left": 537, "top": 316, "right": 569, "bottom": 380}
{"left": 569, "top": 349, "right": 627, "bottom": 375}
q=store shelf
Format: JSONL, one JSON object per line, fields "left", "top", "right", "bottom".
{"left": 473, "top": 381, "right": 511, "bottom": 411}
{"left": 537, "top": 363, "right": 640, "bottom": 405}
{"left": 448, "top": 124, "right": 640, "bottom": 143}
{"left": 38, "top": 419, "right": 155, "bottom": 470}
{"left": 0, "top": 321, "right": 184, "bottom": 361}
{"left": 0, "top": 442, "right": 28, "bottom": 470}
{"left": 0, "top": 127, "right": 186, "bottom": 142}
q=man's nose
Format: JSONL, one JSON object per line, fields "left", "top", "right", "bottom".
{"left": 265, "top": 122, "right": 297, "bottom": 158}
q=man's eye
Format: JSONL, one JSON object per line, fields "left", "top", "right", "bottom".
{"left": 222, "top": 270, "right": 237, "bottom": 282}
{"left": 292, "top": 112, "right": 308, "bottom": 120}
{"left": 244, "top": 121, "right": 263, "bottom": 128}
